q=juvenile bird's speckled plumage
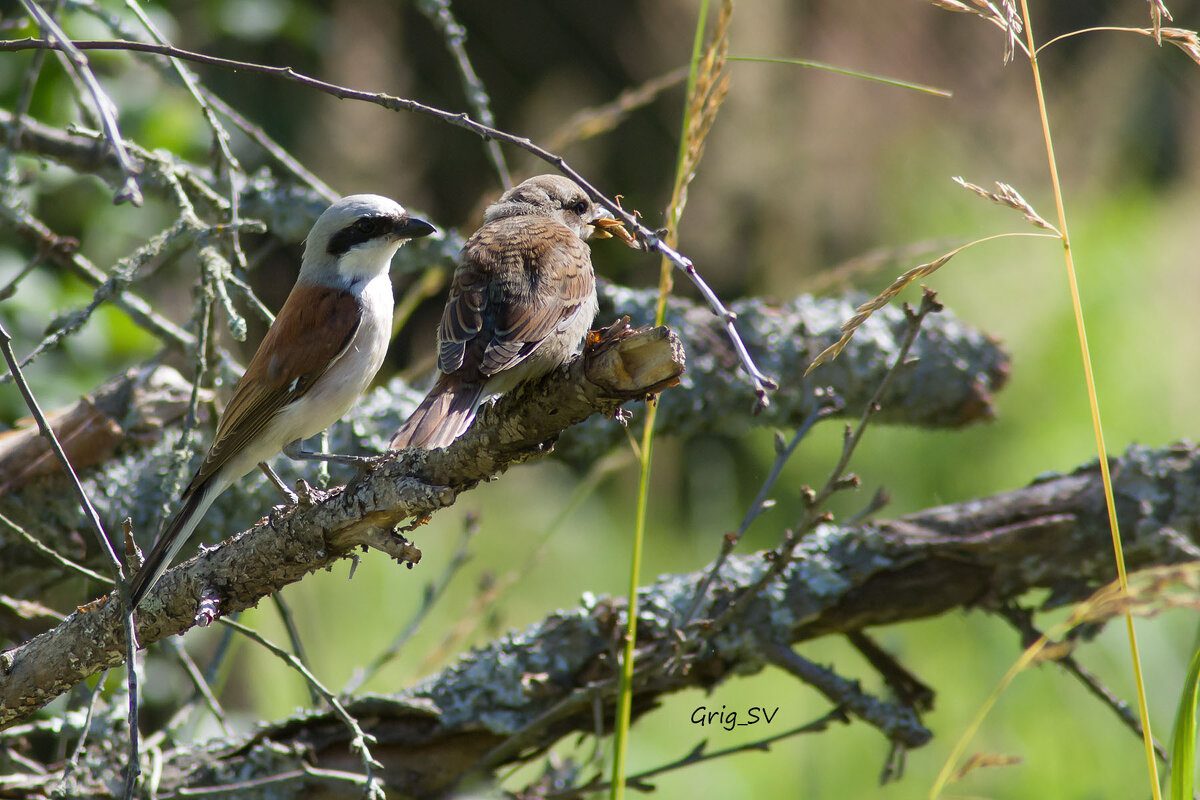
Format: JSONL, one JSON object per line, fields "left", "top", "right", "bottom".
{"left": 131, "top": 195, "right": 434, "bottom": 608}
{"left": 390, "top": 175, "right": 601, "bottom": 450}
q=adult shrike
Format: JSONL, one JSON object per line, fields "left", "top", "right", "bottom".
{"left": 390, "top": 174, "right": 603, "bottom": 450}
{"left": 131, "top": 195, "right": 435, "bottom": 608}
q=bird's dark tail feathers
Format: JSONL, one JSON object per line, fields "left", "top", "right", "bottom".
{"left": 390, "top": 377, "right": 485, "bottom": 451}
{"left": 130, "top": 483, "right": 216, "bottom": 608}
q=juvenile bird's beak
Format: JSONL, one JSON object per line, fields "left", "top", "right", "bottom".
{"left": 587, "top": 207, "right": 615, "bottom": 240}
{"left": 394, "top": 216, "right": 437, "bottom": 240}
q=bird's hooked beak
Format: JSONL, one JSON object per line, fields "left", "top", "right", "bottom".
{"left": 393, "top": 215, "right": 437, "bottom": 241}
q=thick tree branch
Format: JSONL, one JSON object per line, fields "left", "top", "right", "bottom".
{"left": 0, "top": 323, "right": 684, "bottom": 728}
{"left": 0, "top": 287, "right": 1008, "bottom": 600}
{"left": 2, "top": 441, "right": 1195, "bottom": 796}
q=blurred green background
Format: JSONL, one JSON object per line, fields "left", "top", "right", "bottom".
{"left": 3, "top": 0, "right": 1200, "bottom": 796}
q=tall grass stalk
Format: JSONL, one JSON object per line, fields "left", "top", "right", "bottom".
{"left": 1017, "top": 1, "right": 1160, "bottom": 796}
{"left": 609, "top": 2, "right": 726, "bottom": 797}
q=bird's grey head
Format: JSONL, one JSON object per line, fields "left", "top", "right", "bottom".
{"left": 484, "top": 175, "right": 605, "bottom": 239}
{"left": 302, "top": 194, "right": 435, "bottom": 283}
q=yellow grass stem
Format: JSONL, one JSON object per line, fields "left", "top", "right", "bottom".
{"left": 1018, "top": 1, "right": 1161, "bottom": 796}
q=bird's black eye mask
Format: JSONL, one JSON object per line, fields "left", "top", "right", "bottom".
{"left": 326, "top": 215, "right": 393, "bottom": 256}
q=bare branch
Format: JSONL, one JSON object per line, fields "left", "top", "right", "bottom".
{"left": 0, "top": 36, "right": 774, "bottom": 399}
{"left": 16, "top": 1, "right": 143, "bottom": 204}
{"left": 416, "top": 0, "right": 511, "bottom": 188}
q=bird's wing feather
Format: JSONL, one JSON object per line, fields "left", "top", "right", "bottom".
{"left": 187, "top": 284, "right": 361, "bottom": 491}
{"left": 439, "top": 218, "right": 593, "bottom": 379}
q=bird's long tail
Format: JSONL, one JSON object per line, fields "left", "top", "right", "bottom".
{"left": 130, "top": 481, "right": 220, "bottom": 608}
{"left": 390, "top": 376, "right": 485, "bottom": 450}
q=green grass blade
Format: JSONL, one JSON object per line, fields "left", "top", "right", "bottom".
{"left": 728, "top": 56, "right": 951, "bottom": 97}
{"left": 1169, "top": 644, "right": 1200, "bottom": 799}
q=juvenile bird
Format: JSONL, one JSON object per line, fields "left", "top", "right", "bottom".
{"left": 131, "top": 195, "right": 435, "bottom": 608}
{"left": 390, "top": 175, "right": 602, "bottom": 450}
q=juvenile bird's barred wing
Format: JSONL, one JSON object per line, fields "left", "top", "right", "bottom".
{"left": 439, "top": 217, "right": 594, "bottom": 380}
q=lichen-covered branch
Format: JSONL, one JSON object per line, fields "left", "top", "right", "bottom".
{"left": 2, "top": 441, "right": 1194, "bottom": 797}
{"left": 0, "top": 285, "right": 1008, "bottom": 600}
{"left": 0, "top": 323, "right": 684, "bottom": 727}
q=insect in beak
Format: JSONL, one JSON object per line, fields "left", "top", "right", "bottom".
{"left": 591, "top": 217, "right": 639, "bottom": 248}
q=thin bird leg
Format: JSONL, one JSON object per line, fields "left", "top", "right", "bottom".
{"left": 258, "top": 461, "right": 298, "bottom": 503}
{"left": 281, "top": 439, "right": 376, "bottom": 467}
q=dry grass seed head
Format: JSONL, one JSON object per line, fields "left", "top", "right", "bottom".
{"left": 1068, "top": 563, "right": 1200, "bottom": 628}
{"left": 953, "top": 177, "right": 1059, "bottom": 233}
{"left": 1160, "top": 27, "right": 1200, "bottom": 66}
{"left": 952, "top": 752, "right": 1023, "bottom": 783}
{"left": 928, "top": 0, "right": 1029, "bottom": 59}
{"left": 1148, "top": 0, "right": 1174, "bottom": 43}
{"left": 547, "top": 67, "right": 688, "bottom": 151}
{"left": 804, "top": 251, "right": 957, "bottom": 374}
{"left": 668, "top": 0, "right": 732, "bottom": 230}
{"left": 681, "top": 1, "right": 731, "bottom": 175}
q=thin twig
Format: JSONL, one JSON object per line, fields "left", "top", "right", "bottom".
{"left": 205, "top": 90, "right": 339, "bottom": 202}
{"left": 171, "top": 765, "right": 371, "bottom": 796}
{"left": 0, "top": 509, "right": 113, "bottom": 585}
{"left": 217, "top": 617, "right": 385, "bottom": 800}
{"left": 0, "top": 203, "right": 194, "bottom": 350}
{"left": 535, "top": 706, "right": 849, "bottom": 799}
{"left": 676, "top": 397, "right": 839, "bottom": 631}
{"left": 0, "top": 325, "right": 122, "bottom": 574}
{"left": 164, "top": 638, "right": 231, "bottom": 739}
{"left": 997, "top": 605, "right": 1168, "bottom": 761}
{"left": 16, "top": 1, "right": 142, "bottom": 204}
{"left": 220, "top": 266, "right": 276, "bottom": 325}
{"left": 124, "top": 0, "right": 246, "bottom": 273}
{"left": 0, "top": 319, "right": 141, "bottom": 799}
{"left": 66, "top": 0, "right": 339, "bottom": 202}
{"left": 416, "top": 0, "right": 511, "bottom": 187}
{"left": 345, "top": 513, "right": 478, "bottom": 694}
{"left": 706, "top": 291, "right": 942, "bottom": 636}
{"left": 0, "top": 216, "right": 219, "bottom": 386}
{"left": 202, "top": 613, "right": 240, "bottom": 688}
{"left": 5, "top": 0, "right": 53, "bottom": 153}
{"left": 762, "top": 641, "right": 930, "bottom": 748}
{"left": 157, "top": 269, "right": 214, "bottom": 524}
{"left": 0, "top": 36, "right": 776, "bottom": 402}
{"left": 0, "top": 249, "right": 48, "bottom": 302}
{"left": 1, "top": 219, "right": 178, "bottom": 376}
{"left": 55, "top": 670, "right": 106, "bottom": 791}
{"left": 271, "top": 594, "right": 321, "bottom": 707}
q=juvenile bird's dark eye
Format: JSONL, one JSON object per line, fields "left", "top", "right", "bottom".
{"left": 569, "top": 200, "right": 589, "bottom": 216}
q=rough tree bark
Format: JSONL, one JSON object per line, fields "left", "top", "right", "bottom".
{"left": 3, "top": 441, "right": 1195, "bottom": 798}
